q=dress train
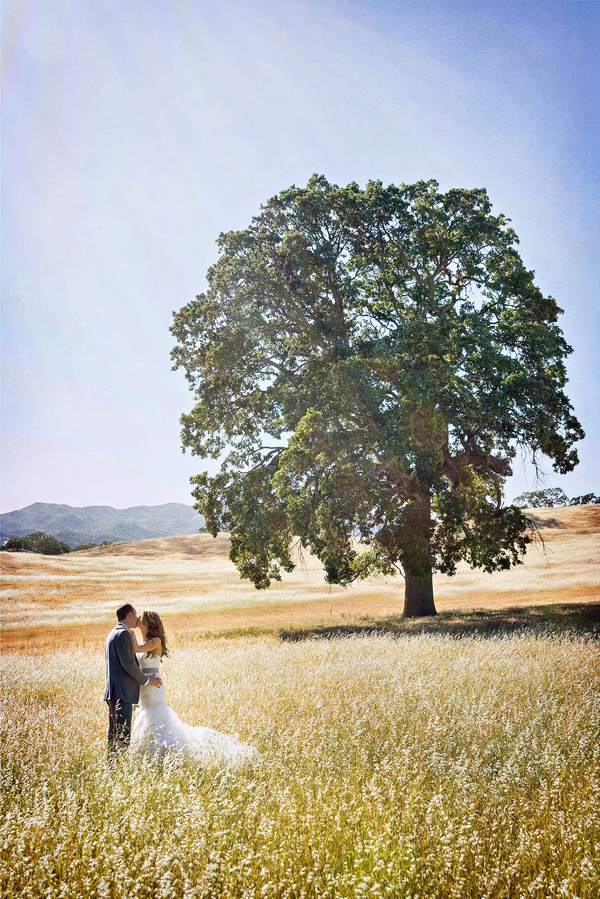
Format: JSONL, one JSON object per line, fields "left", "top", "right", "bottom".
{"left": 130, "top": 655, "right": 258, "bottom": 768}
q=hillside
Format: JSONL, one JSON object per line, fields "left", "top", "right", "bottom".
{"left": 2, "top": 504, "right": 598, "bottom": 651}
{"left": 0, "top": 501, "right": 204, "bottom": 547}
{"left": 72, "top": 502, "right": 598, "bottom": 557}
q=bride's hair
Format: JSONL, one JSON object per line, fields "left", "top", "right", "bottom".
{"left": 141, "top": 610, "right": 170, "bottom": 658}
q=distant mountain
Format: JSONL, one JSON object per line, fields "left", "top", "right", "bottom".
{"left": 0, "top": 502, "right": 205, "bottom": 547}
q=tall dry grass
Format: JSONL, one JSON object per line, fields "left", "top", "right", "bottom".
{"left": 2, "top": 633, "right": 599, "bottom": 897}
{"left": 2, "top": 506, "right": 599, "bottom": 642}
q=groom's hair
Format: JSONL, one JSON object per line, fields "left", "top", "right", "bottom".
{"left": 116, "top": 603, "right": 135, "bottom": 621}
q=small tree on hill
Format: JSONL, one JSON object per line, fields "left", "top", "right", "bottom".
{"left": 171, "top": 176, "right": 584, "bottom": 616}
{"left": 513, "top": 488, "right": 570, "bottom": 508}
{"left": 569, "top": 493, "right": 599, "bottom": 506}
{"left": 3, "top": 531, "right": 71, "bottom": 555}
{"left": 513, "top": 488, "right": 598, "bottom": 508}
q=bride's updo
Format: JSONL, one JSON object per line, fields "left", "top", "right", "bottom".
{"left": 141, "top": 610, "right": 170, "bottom": 658}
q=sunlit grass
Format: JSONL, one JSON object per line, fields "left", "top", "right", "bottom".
{"left": 3, "top": 506, "right": 599, "bottom": 637}
{"left": 2, "top": 633, "right": 599, "bottom": 898}
{"left": 3, "top": 532, "right": 599, "bottom": 634}
{"left": 1, "top": 547, "right": 353, "bottom": 630}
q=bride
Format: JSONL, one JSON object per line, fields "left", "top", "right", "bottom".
{"left": 130, "top": 610, "right": 258, "bottom": 767}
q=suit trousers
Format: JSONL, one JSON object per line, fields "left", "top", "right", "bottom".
{"left": 107, "top": 699, "right": 133, "bottom": 757}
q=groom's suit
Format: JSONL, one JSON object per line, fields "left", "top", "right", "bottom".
{"left": 104, "top": 622, "right": 149, "bottom": 756}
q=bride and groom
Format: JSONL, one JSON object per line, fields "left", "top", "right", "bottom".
{"left": 104, "top": 603, "right": 257, "bottom": 766}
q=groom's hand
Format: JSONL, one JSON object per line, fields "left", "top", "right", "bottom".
{"left": 148, "top": 674, "right": 162, "bottom": 688}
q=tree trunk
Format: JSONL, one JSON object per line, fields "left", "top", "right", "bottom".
{"left": 401, "top": 490, "right": 437, "bottom": 617}
{"left": 403, "top": 571, "right": 437, "bottom": 617}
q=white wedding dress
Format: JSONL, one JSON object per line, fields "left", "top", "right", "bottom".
{"left": 130, "top": 654, "right": 258, "bottom": 767}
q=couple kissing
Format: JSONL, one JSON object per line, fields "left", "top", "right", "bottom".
{"left": 103, "top": 603, "right": 258, "bottom": 768}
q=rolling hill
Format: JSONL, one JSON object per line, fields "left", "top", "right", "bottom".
{"left": 2, "top": 504, "right": 598, "bottom": 653}
{"left": 0, "top": 501, "right": 204, "bottom": 547}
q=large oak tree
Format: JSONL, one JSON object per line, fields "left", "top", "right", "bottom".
{"left": 171, "top": 176, "right": 583, "bottom": 616}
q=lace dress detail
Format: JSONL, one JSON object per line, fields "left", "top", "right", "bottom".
{"left": 130, "top": 654, "right": 258, "bottom": 768}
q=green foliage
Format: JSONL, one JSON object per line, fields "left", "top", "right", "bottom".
{"left": 71, "top": 542, "right": 98, "bottom": 551}
{"left": 513, "top": 487, "right": 570, "bottom": 508}
{"left": 3, "top": 531, "right": 72, "bottom": 555}
{"left": 513, "top": 488, "right": 599, "bottom": 508}
{"left": 569, "top": 493, "right": 599, "bottom": 506}
{"left": 172, "top": 176, "right": 583, "bottom": 606}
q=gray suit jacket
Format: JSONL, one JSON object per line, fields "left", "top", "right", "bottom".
{"left": 103, "top": 622, "right": 149, "bottom": 704}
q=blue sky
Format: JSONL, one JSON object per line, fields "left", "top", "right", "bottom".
{"left": 2, "top": 0, "right": 598, "bottom": 512}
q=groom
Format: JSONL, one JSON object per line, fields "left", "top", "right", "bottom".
{"left": 104, "top": 603, "right": 162, "bottom": 758}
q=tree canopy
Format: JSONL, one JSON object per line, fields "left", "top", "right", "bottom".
{"left": 513, "top": 489, "right": 598, "bottom": 508}
{"left": 569, "top": 493, "right": 599, "bottom": 506}
{"left": 3, "top": 531, "right": 72, "bottom": 555}
{"left": 513, "top": 488, "right": 570, "bottom": 508}
{"left": 171, "top": 176, "right": 584, "bottom": 616}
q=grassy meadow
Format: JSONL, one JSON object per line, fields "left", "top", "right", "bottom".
{"left": 1, "top": 504, "right": 599, "bottom": 897}
{"left": 2, "top": 505, "right": 599, "bottom": 650}
{"left": 2, "top": 634, "right": 599, "bottom": 898}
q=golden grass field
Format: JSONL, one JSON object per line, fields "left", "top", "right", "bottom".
{"left": 1, "top": 504, "right": 599, "bottom": 651}
{"left": 2, "top": 633, "right": 599, "bottom": 898}
{"left": 1, "top": 505, "right": 599, "bottom": 897}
